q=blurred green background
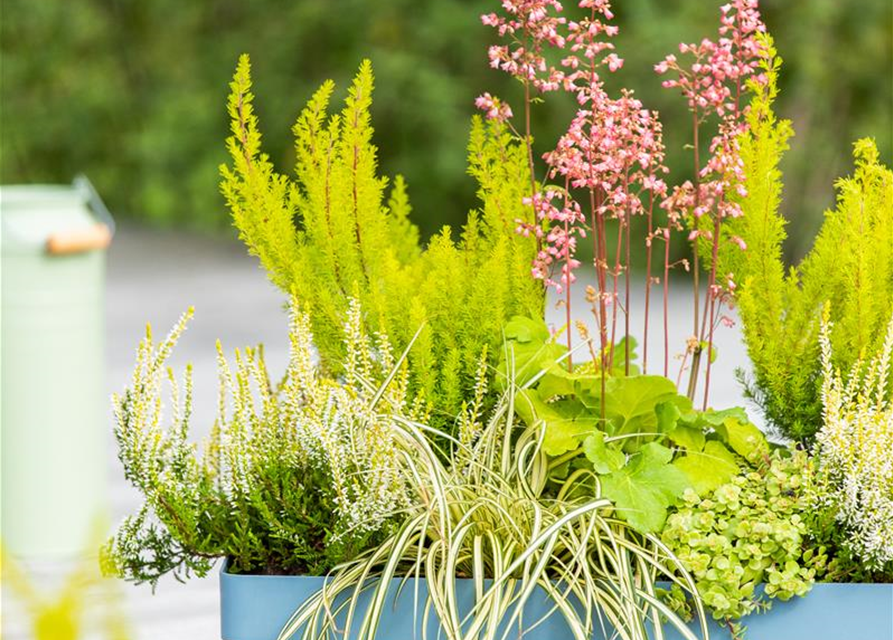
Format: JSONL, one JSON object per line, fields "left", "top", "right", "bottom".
{"left": 2, "top": 0, "right": 890, "bottom": 260}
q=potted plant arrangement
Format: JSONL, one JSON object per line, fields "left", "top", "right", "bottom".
{"left": 103, "top": 1, "right": 893, "bottom": 639}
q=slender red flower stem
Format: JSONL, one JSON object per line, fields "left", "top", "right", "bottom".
{"left": 592, "top": 188, "right": 608, "bottom": 423}
{"left": 584, "top": 3, "right": 606, "bottom": 420}
{"left": 644, "top": 191, "right": 654, "bottom": 374}
{"left": 663, "top": 226, "right": 671, "bottom": 378}
{"left": 624, "top": 171, "right": 632, "bottom": 376}
{"left": 686, "top": 109, "right": 703, "bottom": 400}
{"left": 701, "top": 213, "right": 723, "bottom": 410}
{"left": 609, "top": 218, "right": 623, "bottom": 371}
{"left": 523, "top": 78, "right": 540, "bottom": 255}
{"left": 676, "top": 348, "right": 690, "bottom": 390}
{"left": 565, "top": 231, "right": 574, "bottom": 371}
{"left": 702, "top": 69, "right": 743, "bottom": 409}
{"left": 564, "top": 178, "right": 573, "bottom": 371}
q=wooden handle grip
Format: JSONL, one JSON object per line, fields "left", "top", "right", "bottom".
{"left": 46, "top": 223, "right": 112, "bottom": 255}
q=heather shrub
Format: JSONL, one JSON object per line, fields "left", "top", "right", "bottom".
{"left": 103, "top": 299, "right": 424, "bottom": 583}
{"left": 812, "top": 312, "right": 893, "bottom": 576}
{"left": 220, "top": 56, "right": 543, "bottom": 435}
{"left": 722, "top": 122, "right": 892, "bottom": 442}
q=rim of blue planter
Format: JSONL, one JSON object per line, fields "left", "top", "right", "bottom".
{"left": 219, "top": 559, "right": 893, "bottom": 640}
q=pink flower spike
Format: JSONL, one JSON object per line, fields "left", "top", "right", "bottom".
{"left": 480, "top": 0, "right": 571, "bottom": 92}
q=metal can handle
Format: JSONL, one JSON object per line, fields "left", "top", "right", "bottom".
{"left": 46, "top": 223, "right": 112, "bottom": 255}
{"left": 44, "top": 175, "right": 116, "bottom": 255}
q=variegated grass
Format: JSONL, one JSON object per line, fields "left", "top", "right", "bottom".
{"left": 278, "top": 356, "right": 708, "bottom": 640}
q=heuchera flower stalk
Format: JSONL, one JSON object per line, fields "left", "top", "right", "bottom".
{"left": 479, "top": 0, "right": 769, "bottom": 411}
{"left": 656, "top": 0, "right": 768, "bottom": 407}
{"left": 480, "top": 0, "right": 568, "bottom": 241}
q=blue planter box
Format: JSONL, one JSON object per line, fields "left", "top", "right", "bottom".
{"left": 220, "top": 562, "right": 893, "bottom": 640}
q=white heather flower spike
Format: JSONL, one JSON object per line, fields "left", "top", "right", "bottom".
{"left": 108, "top": 299, "right": 417, "bottom": 580}
{"left": 816, "top": 309, "right": 893, "bottom": 570}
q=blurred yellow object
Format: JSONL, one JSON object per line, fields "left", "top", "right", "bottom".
{"left": 1, "top": 542, "right": 131, "bottom": 640}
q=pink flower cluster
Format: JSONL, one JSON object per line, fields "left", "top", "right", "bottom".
{"left": 476, "top": 0, "right": 624, "bottom": 114}
{"left": 523, "top": 189, "right": 586, "bottom": 291}
{"left": 531, "top": 87, "right": 668, "bottom": 289}
{"left": 474, "top": 92, "right": 514, "bottom": 122}
{"left": 657, "top": 0, "right": 768, "bottom": 250}
{"left": 560, "top": 0, "right": 623, "bottom": 92}
{"left": 482, "top": 0, "right": 669, "bottom": 291}
{"left": 655, "top": 0, "right": 767, "bottom": 117}
{"left": 545, "top": 89, "right": 668, "bottom": 213}
{"left": 481, "top": 0, "right": 567, "bottom": 91}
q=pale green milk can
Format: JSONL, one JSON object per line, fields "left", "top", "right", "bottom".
{"left": 1, "top": 177, "right": 114, "bottom": 558}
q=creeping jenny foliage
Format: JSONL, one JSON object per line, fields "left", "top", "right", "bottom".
{"left": 220, "top": 55, "right": 543, "bottom": 435}
{"left": 661, "top": 451, "right": 828, "bottom": 625}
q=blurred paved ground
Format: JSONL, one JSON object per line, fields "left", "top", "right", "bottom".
{"left": 2, "top": 224, "right": 756, "bottom": 639}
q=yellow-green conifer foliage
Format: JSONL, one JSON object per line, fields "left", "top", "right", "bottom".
{"left": 720, "top": 44, "right": 893, "bottom": 443}
{"left": 220, "top": 55, "right": 544, "bottom": 431}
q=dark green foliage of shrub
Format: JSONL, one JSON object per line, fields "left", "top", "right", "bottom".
{"left": 806, "top": 504, "right": 893, "bottom": 585}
